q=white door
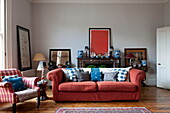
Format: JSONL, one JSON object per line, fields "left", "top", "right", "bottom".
{"left": 157, "top": 27, "right": 170, "bottom": 89}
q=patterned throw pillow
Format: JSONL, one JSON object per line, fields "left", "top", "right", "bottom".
{"left": 103, "top": 72, "right": 118, "bottom": 81}
{"left": 117, "top": 69, "right": 128, "bottom": 82}
{"left": 91, "top": 71, "right": 102, "bottom": 81}
{"left": 62, "top": 68, "right": 83, "bottom": 82}
{"left": 3, "top": 75, "right": 26, "bottom": 91}
{"left": 69, "top": 74, "right": 78, "bottom": 82}
{"left": 91, "top": 68, "right": 102, "bottom": 81}
{"left": 81, "top": 68, "right": 91, "bottom": 73}
{"left": 77, "top": 71, "right": 90, "bottom": 82}
{"left": 62, "top": 68, "right": 71, "bottom": 82}
{"left": 100, "top": 67, "right": 131, "bottom": 82}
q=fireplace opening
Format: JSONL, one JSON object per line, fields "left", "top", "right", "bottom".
{"left": 85, "top": 64, "right": 113, "bottom": 68}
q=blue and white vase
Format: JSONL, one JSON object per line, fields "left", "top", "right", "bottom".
{"left": 77, "top": 50, "right": 84, "bottom": 58}
{"left": 114, "top": 50, "right": 121, "bottom": 58}
{"left": 141, "top": 60, "right": 147, "bottom": 66}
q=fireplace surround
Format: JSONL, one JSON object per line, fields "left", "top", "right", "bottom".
{"left": 77, "top": 57, "right": 121, "bottom": 68}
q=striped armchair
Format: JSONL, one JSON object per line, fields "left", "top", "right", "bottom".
{"left": 0, "top": 69, "right": 40, "bottom": 113}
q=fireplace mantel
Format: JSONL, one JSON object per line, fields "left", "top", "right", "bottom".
{"left": 77, "top": 57, "right": 121, "bottom": 68}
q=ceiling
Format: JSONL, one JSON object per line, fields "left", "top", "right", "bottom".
{"left": 29, "top": 0, "right": 169, "bottom": 3}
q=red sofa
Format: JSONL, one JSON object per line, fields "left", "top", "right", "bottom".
{"left": 47, "top": 68, "right": 146, "bottom": 102}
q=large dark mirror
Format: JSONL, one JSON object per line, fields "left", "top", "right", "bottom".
{"left": 49, "top": 49, "right": 71, "bottom": 68}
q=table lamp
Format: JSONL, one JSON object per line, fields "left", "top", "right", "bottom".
{"left": 126, "top": 53, "right": 136, "bottom": 66}
{"left": 33, "top": 53, "right": 47, "bottom": 82}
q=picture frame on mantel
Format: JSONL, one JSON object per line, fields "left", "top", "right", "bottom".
{"left": 89, "top": 28, "right": 111, "bottom": 56}
{"left": 17, "top": 25, "right": 32, "bottom": 71}
{"left": 124, "top": 48, "right": 147, "bottom": 67}
{"left": 49, "top": 49, "right": 71, "bottom": 68}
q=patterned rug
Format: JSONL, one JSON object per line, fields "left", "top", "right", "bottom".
{"left": 55, "top": 107, "right": 151, "bottom": 113}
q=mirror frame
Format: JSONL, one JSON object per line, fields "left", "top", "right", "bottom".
{"left": 49, "top": 49, "right": 71, "bottom": 66}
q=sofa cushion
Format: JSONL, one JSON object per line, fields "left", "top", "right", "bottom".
{"left": 62, "top": 68, "right": 83, "bottom": 82}
{"left": 117, "top": 69, "right": 128, "bottom": 82}
{"left": 91, "top": 72, "right": 102, "bottom": 81}
{"left": 81, "top": 68, "right": 91, "bottom": 73}
{"left": 103, "top": 72, "right": 118, "bottom": 81}
{"left": 59, "top": 81, "right": 97, "bottom": 92}
{"left": 77, "top": 71, "right": 90, "bottom": 82}
{"left": 100, "top": 68, "right": 131, "bottom": 82}
{"left": 97, "top": 81, "right": 137, "bottom": 92}
{"left": 3, "top": 75, "right": 26, "bottom": 92}
{"left": 15, "top": 88, "right": 38, "bottom": 102}
{"left": 91, "top": 68, "right": 102, "bottom": 81}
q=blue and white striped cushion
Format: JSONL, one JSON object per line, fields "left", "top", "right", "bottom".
{"left": 117, "top": 69, "right": 128, "bottom": 82}
{"left": 62, "top": 68, "right": 82, "bottom": 82}
{"left": 69, "top": 74, "right": 78, "bottom": 82}
{"left": 100, "top": 67, "right": 131, "bottom": 82}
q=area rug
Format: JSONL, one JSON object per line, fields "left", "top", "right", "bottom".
{"left": 55, "top": 107, "right": 151, "bottom": 113}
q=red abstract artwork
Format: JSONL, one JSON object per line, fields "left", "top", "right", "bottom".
{"left": 89, "top": 28, "right": 111, "bottom": 55}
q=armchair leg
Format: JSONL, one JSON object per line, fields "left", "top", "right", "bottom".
{"left": 37, "top": 96, "right": 40, "bottom": 108}
{"left": 12, "top": 103, "right": 16, "bottom": 113}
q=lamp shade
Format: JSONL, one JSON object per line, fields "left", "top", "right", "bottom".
{"left": 33, "top": 53, "right": 46, "bottom": 61}
{"left": 37, "top": 61, "right": 44, "bottom": 71}
{"left": 126, "top": 53, "right": 136, "bottom": 58}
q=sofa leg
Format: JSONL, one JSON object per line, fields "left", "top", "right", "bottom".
{"left": 12, "top": 103, "right": 16, "bottom": 113}
{"left": 37, "top": 96, "right": 40, "bottom": 108}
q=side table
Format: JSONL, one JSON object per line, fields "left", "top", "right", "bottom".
{"left": 37, "top": 81, "right": 48, "bottom": 101}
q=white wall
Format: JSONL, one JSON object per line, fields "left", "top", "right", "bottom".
{"left": 165, "top": 0, "right": 170, "bottom": 25}
{"left": 11, "top": 0, "right": 32, "bottom": 68}
{"left": 32, "top": 3, "right": 164, "bottom": 85}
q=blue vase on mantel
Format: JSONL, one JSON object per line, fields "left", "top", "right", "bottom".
{"left": 77, "top": 50, "right": 84, "bottom": 58}
{"left": 114, "top": 50, "right": 121, "bottom": 58}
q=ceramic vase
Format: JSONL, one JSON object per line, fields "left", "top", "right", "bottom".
{"left": 141, "top": 60, "right": 147, "bottom": 66}
{"left": 114, "top": 50, "right": 121, "bottom": 58}
{"left": 77, "top": 50, "right": 84, "bottom": 58}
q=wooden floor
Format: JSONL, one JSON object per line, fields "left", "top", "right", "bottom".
{"left": 0, "top": 87, "right": 170, "bottom": 113}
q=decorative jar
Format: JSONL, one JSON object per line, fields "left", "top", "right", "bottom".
{"left": 114, "top": 50, "right": 121, "bottom": 58}
{"left": 77, "top": 50, "right": 84, "bottom": 58}
{"left": 90, "top": 52, "right": 96, "bottom": 58}
{"left": 141, "top": 60, "right": 147, "bottom": 66}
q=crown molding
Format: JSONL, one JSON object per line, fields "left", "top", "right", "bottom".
{"left": 31, "top": 0, "right": 169, "bottom": 4}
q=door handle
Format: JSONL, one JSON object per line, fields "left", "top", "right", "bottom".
{"left": 158, "top": 63, "right": 161, "bottom": 65}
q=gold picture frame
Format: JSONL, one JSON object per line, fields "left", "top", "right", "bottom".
{"left": 124, "top": 48, "right": 147, "bottom": 67}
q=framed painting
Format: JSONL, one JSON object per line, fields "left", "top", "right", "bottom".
{"left": 49, "top": 49, "right": 71, "bottom": 67}
{"left": 89, "top": 28, "right": 111, "bottom": 56}
{"left": 124, "top": 48, "right": 147, "bottom": 67}
{"left": 17, "top": 25, "right": 32, "bottom": 71}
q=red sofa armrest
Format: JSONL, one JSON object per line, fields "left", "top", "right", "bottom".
{"left": 130, "top": 69, "right": 146, "bottom": 87}
{"left": 47, "top": 69, "right": 64, "bottom": 84}
{"left": 47, "top": 69, "right": 64, "bottom": 101}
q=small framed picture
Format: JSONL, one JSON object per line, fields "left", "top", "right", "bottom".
{"left": 124, "top": 48, "right": 147, "bottom": 67}
{"left": 49, "top": 49, "right": 71, "bottom": 66}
